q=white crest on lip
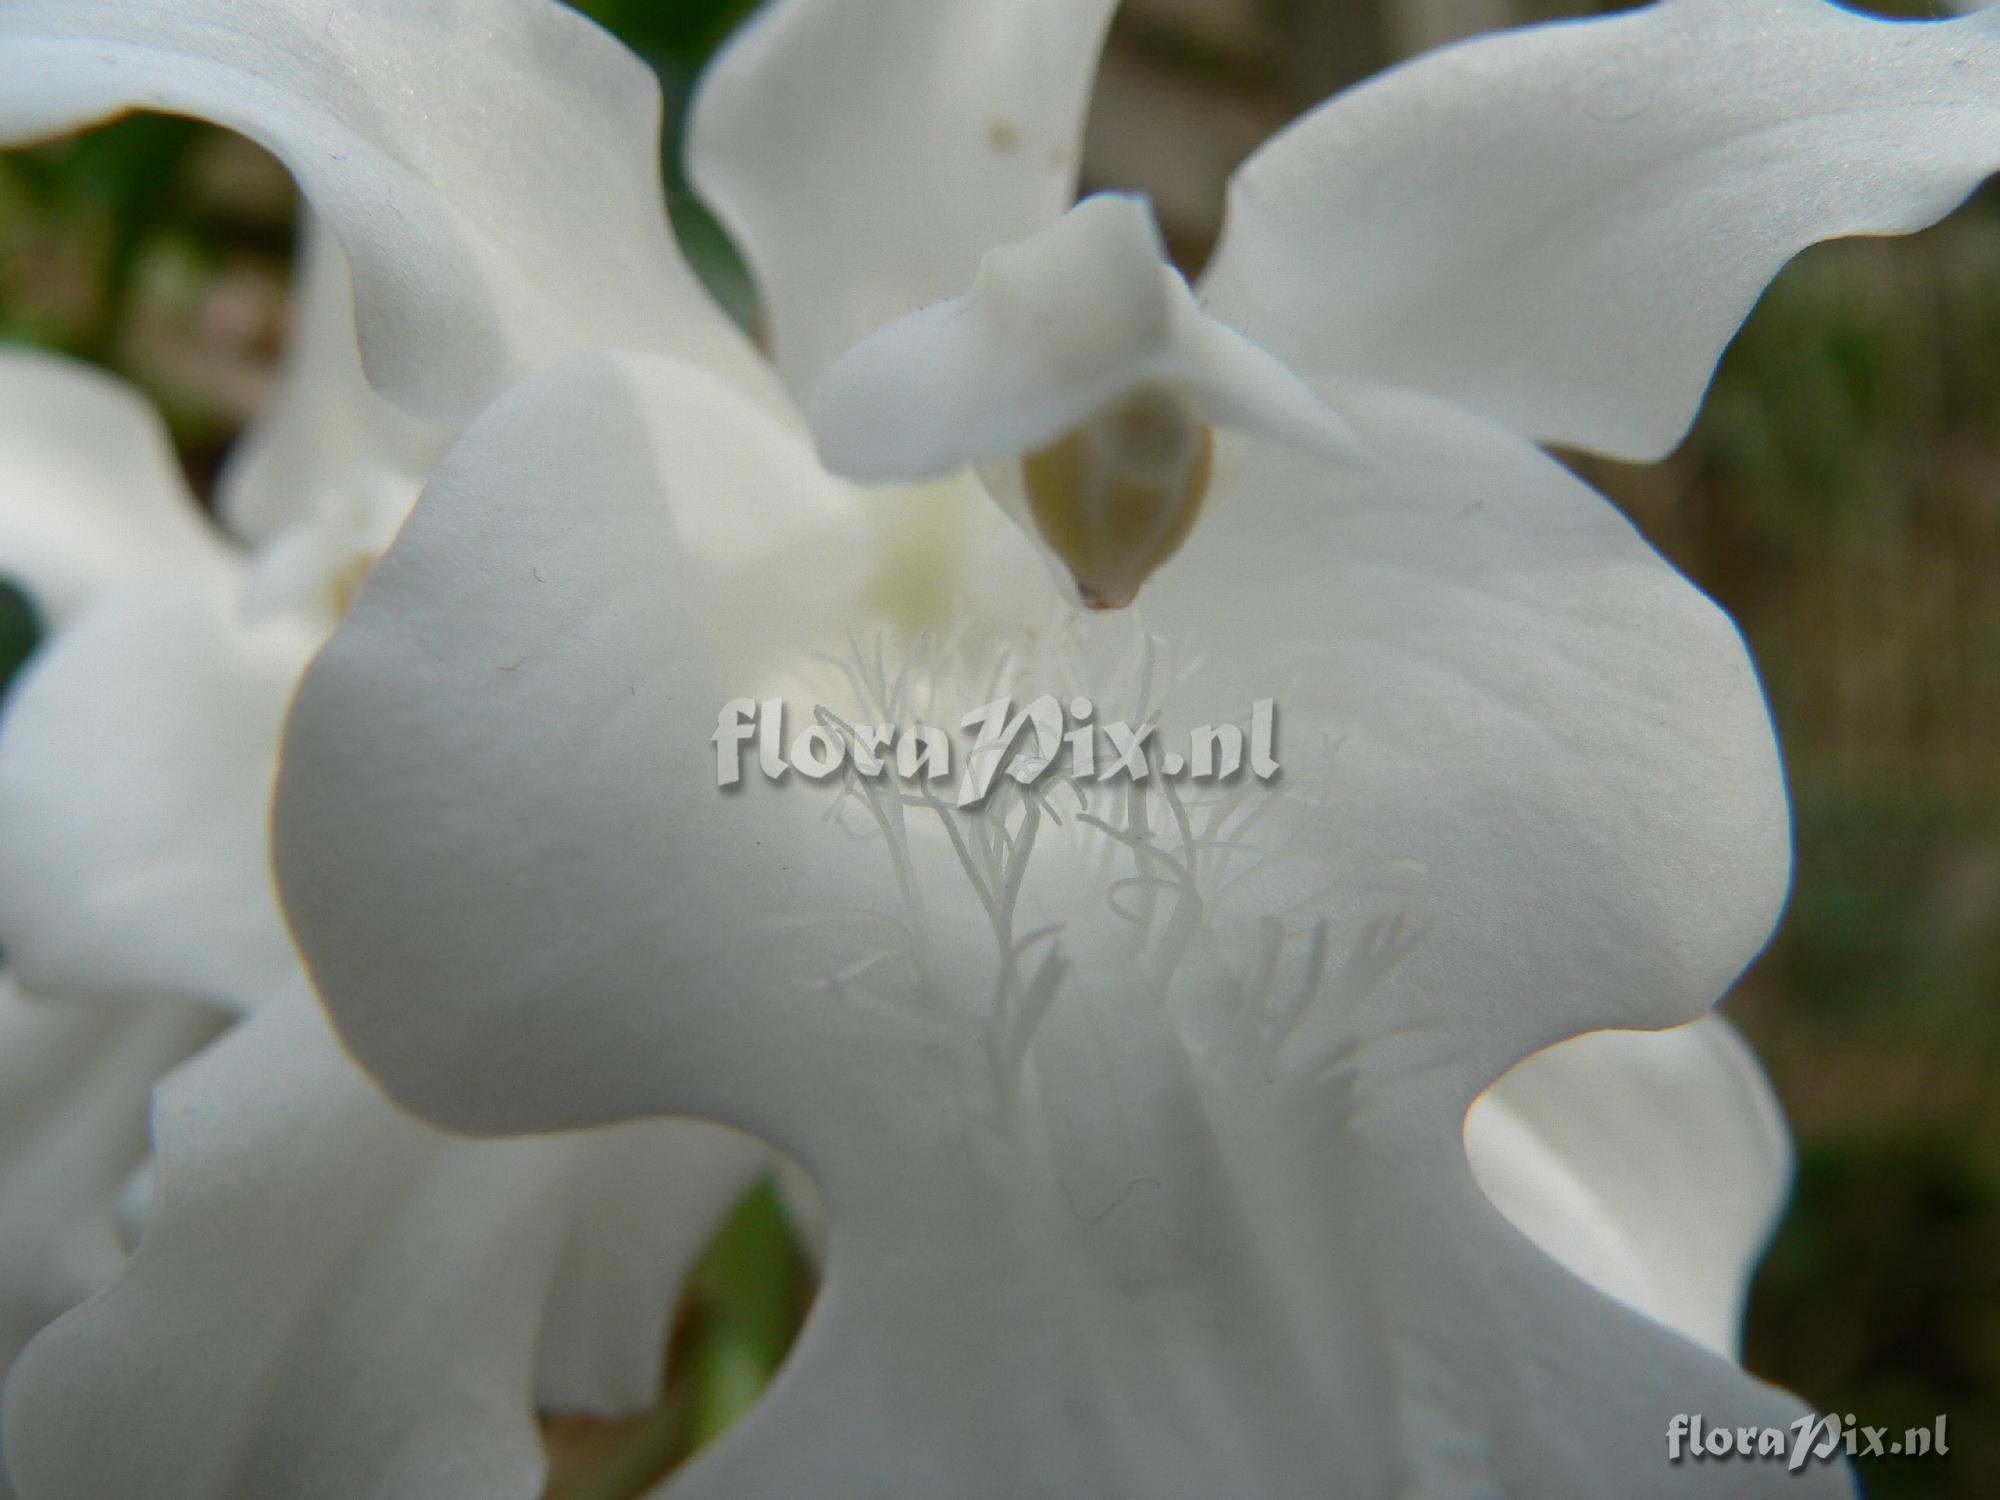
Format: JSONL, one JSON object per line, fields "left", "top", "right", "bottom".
{"left": 768, "top": 622, "right": 1437, "bottom": 1141}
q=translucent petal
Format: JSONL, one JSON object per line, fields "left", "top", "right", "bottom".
{"left": 0, "top": 581, "right": 314, "bottom": 1011}
{"left": 689, "top": 0, "right": 1118, "bottom": 404}
{"left": 214, "top": 214, "right": 447, "bottom": 598}
{"left": 1468, "top": 1015, "right": 1790, "bottom": 1359}
{"left": 1203, "top": 0, "right": 2000, "bottom": 459}
{"left": 0, "top": 352, "right": 229, "bottom": 625}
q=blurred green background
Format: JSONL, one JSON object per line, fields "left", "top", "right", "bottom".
{"left": 0, "top": 1, "right": 1994, "bottom": 1496}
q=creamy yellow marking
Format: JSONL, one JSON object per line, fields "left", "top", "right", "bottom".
{"left": 325, "top": 552, "right": 378, "bottom": 619}
{"left": 1021, "top": 386, "right": 1214, "bottom": 610}
{"left": 861, "top": 476, "right": 976, "bottom": 638}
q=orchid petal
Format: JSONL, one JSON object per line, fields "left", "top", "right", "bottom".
{"left": 688, "top": 0, "right": 1118, "bottom": 404}
{"left": 1128, "top": 380, "right": 1791, "bottom": 1100}
{"left": 1468, "top": 1015, "right": 1790, "bottom": 1359}
{"left": 812, "top": 194, "right": 1362, "bottom": 487}
{"left": 0, "top": 979, "right": 218, "bottom": 1394}
{"left": 0, "top": 352, "right": 230, "bottom": 625}
{"left": 275, "top": 350, "right": 906, "bottom": 1165}
{"left": 214, "top": 215, "right": 447, "bottom": 600}
{"left": 0, "top": 0, "right": 779, "bottom": 426}
{"left": 660, "top": 965, "right": 1839, "bottom": 1500}
{"left": 533, "top": 1118, "right": 770, "bottom": 1418}
{"left": 0, "top": 580, "right": 313, "bottom": 1012}
{"left": 1201, "top": 0, "right": 2000, "bottom": 459}
{"left": 2, "top": 990, "right": 761, "bottom": 1500}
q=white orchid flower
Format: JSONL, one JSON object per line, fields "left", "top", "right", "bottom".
{"left": 0, "top": 220, "right": 770, "bottom": 1495}
{"left": 0, "top": 979, "right": 221, "bottom": 1455}
{"left": 1, "top": 0, "right": 1995, "bottom": 1493}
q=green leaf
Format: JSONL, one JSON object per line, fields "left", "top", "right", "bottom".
{"left": 682, "top": 1177, "right": 813, "bottom": 1452}
{"left": 0, "top": 577, "right": 41, "bottom": 701}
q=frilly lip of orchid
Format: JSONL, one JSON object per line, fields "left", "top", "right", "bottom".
{"left": 1, "top": 0, "right": 1997, "bottom": 1495}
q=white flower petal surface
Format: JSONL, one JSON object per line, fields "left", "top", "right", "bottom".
{"left": 0, "top": 580, "right": 313, "bottom": 1011}
{"left": 812, "top": 195, "right": 1362, "bottom": 486}
{"left": 215, "top": 215, "right": 447, "bottom": 576}
{"left": 273, "top": 349, "right": 1825, "bottom": 1494}
{"left": 276, "top": 350, "right": 902, "bottom": 1163}
{"left": 0, "top": 979, "right": 218, "bottom": 1389}
{"left": 2, "top": 990, "right": 763, "bottom": 1500}
{"left": 0, "top": 0, "right": 778, "bottom": 427}
{"left": 0, "top": 352, "right": 230, "bottom": 625}
{"left": 688, "top": 0, "right": 1119, "bottom": 405}
{"left": 1129, "top": 381, "right": 1791, "bottom": 1099}
{"left": 1201, "top": 0, "right": 2000, "bottom": 460}
{"left": 533, "top": 1119, "right": 769, "bottom": 1419}
{"left": 660, "top": 988, "right": 1841, "bottom": 1500}
{"left": 1467, "top": 1015, "right": 1790, "bottom": 1359}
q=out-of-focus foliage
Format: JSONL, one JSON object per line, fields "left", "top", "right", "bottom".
{"left": 0, "top": 580, "right": 37, "bottom": 701}
{"left": 1754, "top": 1132, "right": 2000, "bottom": 1500}
{"left": 0, "top": 114, "right": 205, "bottom": 360}
{"left": 0, "top": 118, "right": 290, "bottom": 482}
{"left": 677, "top": 1177, "right": 813, "bottom": 1451}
